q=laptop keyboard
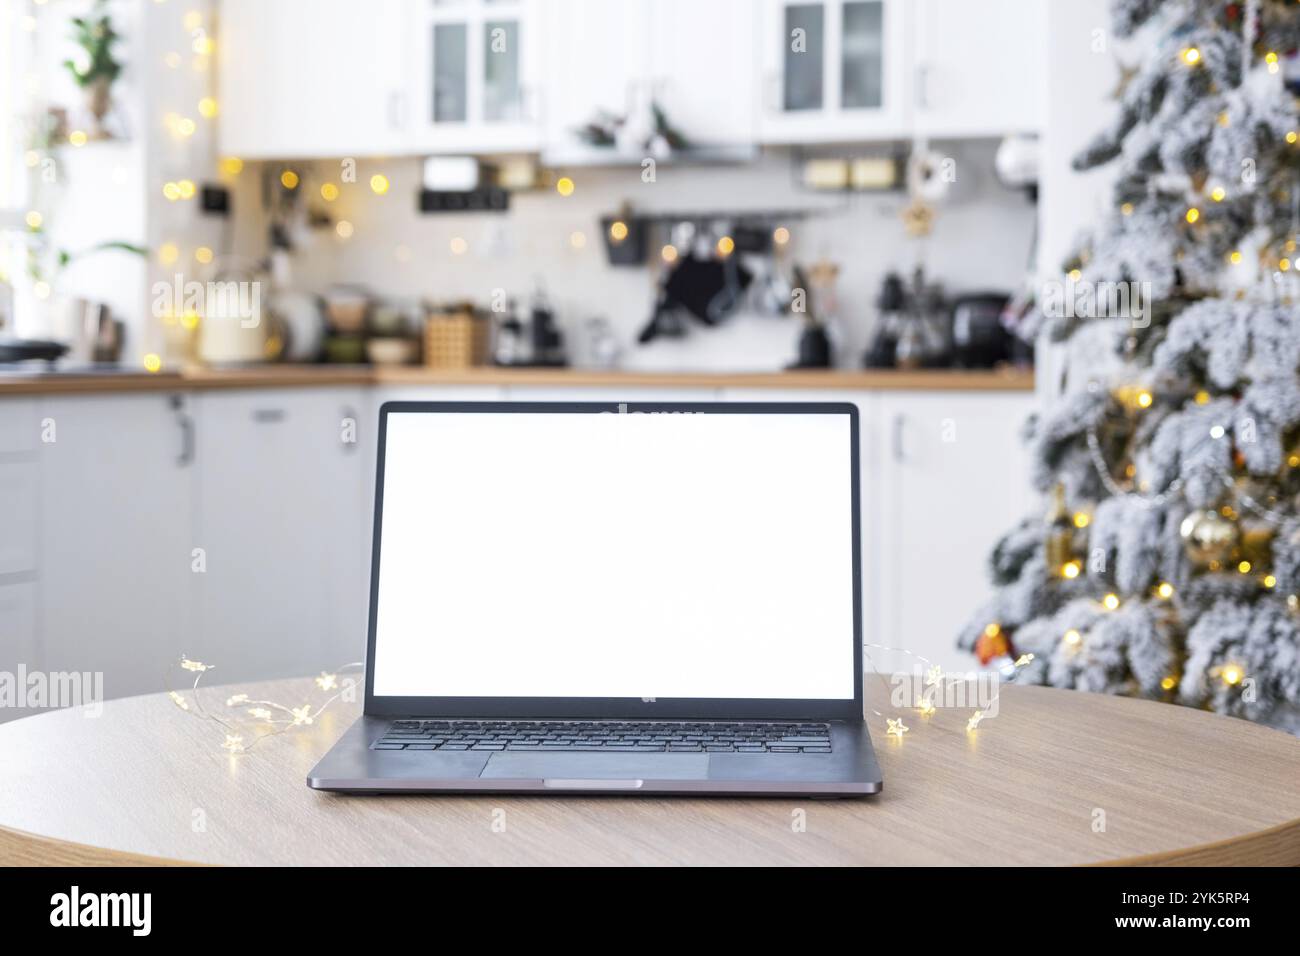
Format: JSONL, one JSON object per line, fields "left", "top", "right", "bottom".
{"left": 373, "top": 720, "right": 833, "bottom": 753}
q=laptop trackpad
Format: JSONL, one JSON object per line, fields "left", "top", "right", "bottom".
{"left": 481, "top": 752, "right": 709, "bottom": 780}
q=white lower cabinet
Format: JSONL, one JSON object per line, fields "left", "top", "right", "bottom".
{"left": 192, "top": 388, "right": 369, "bottom": 684}
{"left": 873, "top": 391, "right": 1034, "bottom": 670}
{"left": 37, "top": 394, "right": 195, "bottom": 702}
{"left": 1, "top": 399, "right": 42, "bottom": 722}
{"left": 3, "top": 381, "right": 1035, "bottom": 714}
{"left": 0, "top": 582, "right": 39, "bottom": 721}
{"left": 0, "top": 462, "right": 38, "bottom": 577}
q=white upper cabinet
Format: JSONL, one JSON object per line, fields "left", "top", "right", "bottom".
{"left": 758, "top": 0, "right": 908, "bottom": 143}
{"left": 218, "top": 0, "right": 408, "bottom": 159}
{"left": 909, "top": 0, "right": 1045, "bottom": 138}
{"left": 409, "top": 0, "right": 543, "bottom": 154}
{"left": 217, "top": 0, "right": 1044, "bottom": 159}
{"left": 541, "top": 0, "right": 757, "bottom": 164}
{"left": 645, "top": 0, "right": 758, "bottom": 149}
{"left": 540, "top": 0, "right": 652, "bottom": 163}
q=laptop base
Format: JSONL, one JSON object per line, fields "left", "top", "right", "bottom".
{"left": 308, "top": 715, "right": 883, "bottom": 797}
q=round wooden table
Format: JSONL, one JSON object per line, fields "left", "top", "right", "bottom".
{"left": 1, "top": 678, "right": 1297, "bottom": 865}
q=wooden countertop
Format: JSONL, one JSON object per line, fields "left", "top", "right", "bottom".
{"left": 1, "top": 677, "right": 1296, "bottom": 866}
{"left": 0, "top": 365, "right": 1035, "bottom": 396}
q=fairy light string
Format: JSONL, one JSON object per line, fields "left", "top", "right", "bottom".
{"left": 169, "top": 645, "right": 1030, "bottom": 752}
{"left": 167, "top": 657, "right": 364, "bottom": 753}
{"left": 1085, "top": 403, "right": 1293, "bottom": 525}
{"left": 863, "top": 642, "right": 1035, "bottom": 738}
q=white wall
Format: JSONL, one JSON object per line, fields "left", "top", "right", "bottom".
{"left": 5, "top": 0, "right": 220, "bottom": 361}
{"left": 1039, "top": 0, "right": 1123, "bottom": 281}
{"left": 1036, "top": 0, "right": 1133, "bottom": 398}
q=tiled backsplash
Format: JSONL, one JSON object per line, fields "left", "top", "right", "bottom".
{"left": 225, "top": 140, "right": 1036, "bottom": 369}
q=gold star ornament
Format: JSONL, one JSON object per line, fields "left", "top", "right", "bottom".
{"left": 900, "top": 198, "right": 935, "bottom": 238}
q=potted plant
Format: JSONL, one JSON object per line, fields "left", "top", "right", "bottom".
{"left": 62, "top": 0, "right": 124, "bottom": 139}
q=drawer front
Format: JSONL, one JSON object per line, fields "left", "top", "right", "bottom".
{"left": 0, "top": 581, "right": 38, "bottom": 723}
{"left": 0, "top": 399, "right": 39, "bottom": 455}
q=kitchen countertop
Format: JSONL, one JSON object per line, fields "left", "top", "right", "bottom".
{"left": 0, "top": 365, "right": 1035, "bottom": 396}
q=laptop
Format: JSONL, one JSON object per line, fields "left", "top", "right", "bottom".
{"left": 308, "top": 401, "right": 882, "bottom": 796}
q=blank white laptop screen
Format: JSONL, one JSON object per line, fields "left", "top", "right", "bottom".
{"left": 370, "top": 410, "right": 855, "bottom": 701}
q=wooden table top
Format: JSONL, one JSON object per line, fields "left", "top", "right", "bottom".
{"left": 1, "top": 677, "right": 1297, "bottom": 866}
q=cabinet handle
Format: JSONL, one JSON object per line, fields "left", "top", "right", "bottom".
{"left": 387, "top": 91, "right": 407, "bottom": 130}
{"left": 915, "top": 64, "right": 930, "bottom": 110}
{"left": 171, "top": 396, "right": 195, "bottom": 467}
{"left": 251, "top": 408, "right": 287, "bottom": 424}
{"left": 765, "top": 71, "right": 780, "bottom": 112}
{"left": 891, "top": 413, "right": 907, "bottom": 463}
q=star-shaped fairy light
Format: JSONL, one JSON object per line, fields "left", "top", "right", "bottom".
{"left": 168, "top": 690, "right": 189, "bottom": 711}
{"left": 917, "top": 696, "right": 936, "bottom": 717}
{"left": 967, "top": 711, "right": 986, "bottom": 732}
{"left": 315, "top": 671, "right": 338, "bottom": 691}
{"left": 925, "top": 664, "right": 943, "bottom": 687}
{"left": 247, "top": 707, "right": 273, "bottom": 721}
{"left": 180, "top": 658, "right": 210, "bottom": 673}
{"left": 886, "top": 717, "right": 909, "bottom": 739}
{"left": 290, "top": 704, "right": 314, "bottom": 726}
{"left": 222, "top": 734, "right": 245, "bottom": 753}
{"left": 226, "top": 693, "right": 249, "bottom": 706}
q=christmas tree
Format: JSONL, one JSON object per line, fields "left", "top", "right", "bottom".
{"left": 962, "top": 0, "right": 1300, "bottom": 728}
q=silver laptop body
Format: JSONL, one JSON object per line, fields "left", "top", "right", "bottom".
{"left": 308, "top": 401, "right": 882, "bottom": 797}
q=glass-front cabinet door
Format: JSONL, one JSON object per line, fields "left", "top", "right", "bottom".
{"left": 760, "top": 0, "right": 905, "bottom": 142}
{"left": 413, "top": 0, "right": 540, "bottom": 153}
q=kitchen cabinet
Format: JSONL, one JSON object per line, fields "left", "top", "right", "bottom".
{"left": 218, "top": 0, "right": 408, "bottom": 158}
{"left": 191, "top": 388, "right": 369, "bottom": 683}
{"left": 0, "top": 582, "right": 38, "bottom": 722}
{"left": 910, "top": 0, "right": 1045, "bottom": 138}
{"left": 0, "top": 398, "right": 39, "bottom": 579}
{"left": 647, "top": 0, "right": 759, "bottom": 150}
{"left": 37, "top": 394, "right": 195, "bottom": 702}
{"left": 758, "top": 0, "right": 908, "bottom": 143}
{"left": 540, "top": 0, "right": 757, "bottom": 164}
{"left": 220, "top": 0, "right": 543, "bottom": 158}
{"left": 872, "top": 390, "right": 1034, "bottom": 670}
{"left": 0, "top": 462, "right": 38, "bottom": 577}
{"left": 216, "top": 0, "right": 1047, "bottom": 161}
{"left": 2, "top": 379, "right": 1034, "bottom": 715}
{"left": 1, "top": 400, "right": 42, "bottom": 722}
{"left": 409, "top": 0, "right": 543, "bottom": 154}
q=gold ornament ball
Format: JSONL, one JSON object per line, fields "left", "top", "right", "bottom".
{"left": 1179, "top": 508, "right": 1238, "bottom": 567}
